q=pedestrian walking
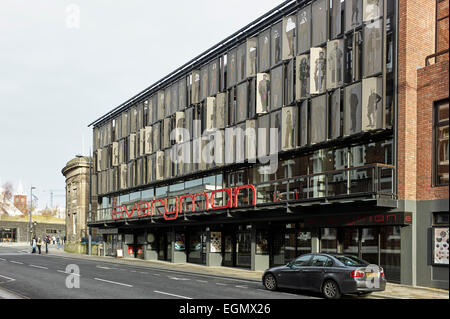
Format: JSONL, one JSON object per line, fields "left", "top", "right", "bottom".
{"left": 45, "top": 236, "right": 49, "bottom": 254}
{"left": 56, "top": 236, "right": 61, "bottom": 249}
{"left": 37, "top": 237, "right": 42, "bottom": 254}
{"left": 31, "top": 236, "right": 37, "bottom": 254}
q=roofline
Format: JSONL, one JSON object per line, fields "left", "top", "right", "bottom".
{"left": 88, "top": 0, "right": 306, "bottom": 128}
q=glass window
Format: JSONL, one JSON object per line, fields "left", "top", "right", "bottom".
{"left": 327, "top": 39, "right": 344, "bottom": 89}
{"left": 300, "top": 100, "right": 309, "bottom": 146}
{"left": 285, "top": 59, "right": 295, "bottom": 105}
{"left": 434, "top": 212, "right": 449, "bottom": 226}
{"left": 258, "top": 29, "right": 271, "bottom": 72}
{"left": 380, "top": 226, "right": 401, "bottom": 283}
{"left": 345, "top": 0, "right": 362, "bottom": 32}
{"left": 293, "top": 254, "right": 312, "bottom": 266}
{"left": 271, "top": 22, "right": 282, "bottom": 66}
{"left": 257, "top": 73, "right": 270, "bottom": 114}
{"left": 362, "top": 76, "right": 383, "bottom": 131}
{"left": 246, "top": 37, "right": 258, "bottom": 78}
{"left": 311, "top": 255, "right": 334, "bottom": 267}
{"left": 209, "top": 59, "right": 220, "bottom": 97}
{"left": 237, "top": 43, "right": 246, "bottom": 83}
{"left": 270, "top": 110, "right": 282, "bottom": 153}
{"left": 329, "top": 89, "right": 342, "bottom": 139}
{"left": 227, "top": 49, "right": 237, "bottom": 89}
{"left": 310, "top": 95, "right": 327, "bottom": 144}
{"left": 296, "top": 54, "right": 310, "bottom": 100}
{"left": 200, "top": 65, "right": 209, "bottom": 102}
{"left": 270, "top": 66, "right": 283, "bottom": 110}
{"left": 363, "top": 0, "right": 383, "bottom": 23}
{"left": 256, "top": 231, "right": 269, "bottom": 255}
{"left": 297, "top": 231, "right": 312, "bottom": 254}
{"left": 310, "top": 47, "right": 326, "bottom": 94}
{"left": 335, "top": 255, "right": 369, "bottom": 267}
{"left": 435, "top": 99, "right": 449, "bottom": 186}
{"left": 282, "top": 15, "right": 296, "bottom": 60}
{"left": 191, "top": 70, "right": 201, "bottom": 104}
{"left": 331, "top": 0, "right": 343, "bottom": 39}
{"left": 236, "top": 82, "right": 248, "bottom": 123}
{"left": 282, "top": 106, "right": 298, "bottom": 150}
{"left": 321, "top": 228, "right": 338, "bottom": 253}
{"left": 363, "top": 19, "right": 383, "bottom": 77}
{"left": 297, "top": 5, "right": 311, "bottom": 54}
{"left": 311, "top": 0, "right": 328, "bottom": 46}
{"left": 178, "top": 77, "right": 187, "bottom": 111}
{"left": 344, "top": 82, "right": 362, "bottom": 136}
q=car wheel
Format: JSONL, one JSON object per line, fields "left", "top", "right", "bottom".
{"left": 322, "top": 280, "right": 341, "bottom": 299}
{"left": 263, "top": 274, "right": 278, "bottom": 291}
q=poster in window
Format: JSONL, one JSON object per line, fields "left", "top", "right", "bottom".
{"left": 164, "top": 149, "right": 172, "bottom": 179}
{"left": 271, "top": 22, "right": 282, "bottom": 66}
{"left": 285, "top": 59, "right": 295, "bottom": 106}
{"left": 434, "top": 228, "right": 449, "bottom": 265}
{"left": 297, "top": 5, "right": 311, "bottom": 54}
{"left": 120, "top": 164, "right": 127, "bottom": 189}
{"left": 192, "top": 70, "right": 201, "bottom": 104}
{"left": 282, "top": 15, "right": 296, "bottom": 60}
{"left": 210, "top": 232, "right": 222, "bottom": 253}
{"left": 129, "top": 134, "right": 136, "bottom": 160}
{"left": 362, "top": 76, "right": 383, "bottom": 131}
{"left": 327, "top": 39, "right": 344, "bottom": 89}
{"left": 112, "top": 142, "right": 119, "bottom": 167}
{"left": 119, "top": 140, "right": 124, "bottom": 164}
{"left": 153, "top": 121, "right": 160, "bottom": 152}
{"left": 145, "top": 126, "right": 152, "bottom": 154}
{"left": 175, "top": 112, "right": 185, "bottom": 143}
{"left": 139, "top": 128, "right": 145, "bottom": 157}
{"left": 345, "top": 0, "right": 362, "bottom": 32}
{"left": 147, "top": 99, "right": 153, "bottom": 125}
{"left": 329, "top": 89, "right": 342, "bottom": 139}
{"left": 363, "top": 0, "right": 383, "bottom": 23}
{"left": 164, "top": 88, "right": 172, "bottom": 118}
{"left": 282, "top": 106, "right": 298, "bottom": 150}
{"left": 296, "top": 54, "right": 310, "bottom": 100}
{"left": 163, "top": 118, "right": 171, "bottom": 149}
{"left": 245, "top": 119, "right": 257, "bottom": 160}
{"left": 200, "top": 65, "right": 209, "bottom": 102}
{"left": 310, "top": 95, "right": 327, "bottom": 144}
{"left": 331, "top": 0, "right": 343, "bottom": 39}
{"left": 271, "top": 66, "right": 283, "bottom": 110}
{"left": 206, "top": 97, "right": 216, "bottom": 131}
{"left": 246, "top": 38, "right": 258, "bottom": 78}
{"left": 257, "top": 73, "right": 270, "bottom": 114}
{"left": 363, "top": 19, "right": 383, "bottom": 78}
{"left": 157, "top": 91, "right": 165, "bottom": 121}
{"left": 155, "top": 151, "right": 164, "bottom": 181}
{"left": 270, "top": 110, "right": 282, "bottom": 153}
{"left": 209, "top": 59, "right": 220, "bottom": 97}
{"left": 344, "top": 82, "right": 362, "bottom": 136}
{"left": 258, "top": 29, "right": 271, "bottom": 72}
{"left": 237, "top": 43, "right": 246, "bottom": 83}
{"left": 312, "top": 0, "right": 328, "bottom": 47}
{"left": 257, "top": 113, "right": 270, "bottom": 157}
{"left": 216, "top": 93, "right": 226, "bottom": 129}
{"left": 237, "top": 82, "right": 248, "bottom": 123}
{"left": 310, "top": 47, "right": 327, "bottom": 95}
{"left": 178, "top": 77, "right": 187, "bottom": 110}
{"left": 171, "top": 83, "right": 178, "bottom": 115}
{"left": 227, "top": 49, "right": 237, "bottom": 89}
{"left": 300, "top": 100, "right": 309, "bottom": 146}
{"left": 248, "top": 78, "right": 256, "bottom": 119}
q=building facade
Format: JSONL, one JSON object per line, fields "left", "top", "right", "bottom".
{"left": 87, "top": 0, "right": 449, "bottom": 288}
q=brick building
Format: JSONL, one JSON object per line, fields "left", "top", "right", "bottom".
{"left": 86, "top": 0, "right": 448, "bottom": 289}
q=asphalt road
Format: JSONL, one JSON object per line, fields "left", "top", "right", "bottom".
{"left": 0, "top": 246, "right": 320, "bottom": 300}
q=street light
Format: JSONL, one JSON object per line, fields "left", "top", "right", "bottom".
{"left": 28, "top": 186, "right": 36, "bottom": 243}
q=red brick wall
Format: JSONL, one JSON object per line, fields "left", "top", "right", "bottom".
{"left": 397, "top": 0, "right": 436, "bottom": 201}
{"left": 416, "top": 62, "right": 449, "bottom": 201}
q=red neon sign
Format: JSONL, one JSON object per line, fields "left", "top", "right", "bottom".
{"left": 112, "top": 185, "right": 256, "bottom": 221}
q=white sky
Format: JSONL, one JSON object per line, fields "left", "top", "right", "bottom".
{"left": 0, "top": 0, "right": 284, "bottom": 209}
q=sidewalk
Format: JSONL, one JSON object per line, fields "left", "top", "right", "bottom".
{"left": 40, "top": 247, "right": 448, "bottom": 300}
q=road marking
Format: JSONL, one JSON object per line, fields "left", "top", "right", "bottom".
{"left": 168, "top": 276, "right": 190, "bottom": 281}
{"left": 153, "top": 290, "right": 192, "bottom": 299}
{"left": 0, "top": 258, "right": 6, "bottom": 261}
{"left": 57, "top": 270, "right": 81, "bottom": 277}
{"left": 9, "top": 261, "right": 23, "bottom": 265}
{"left": 235, "top": 285, "right": 248, "bottom": 289}
{"left": 152, "top": 273, "right": 161, "bottom": 276}
{"left": 216, "top": 283, "right": 227, "bottom": 286}
{"left": 196, "top": 280, "right": 208, "bottom": 283}
{"left": 96, "top": 266, "right": 115, "bottom": 270}
{"left": 0, "top": 274, "right": 15, "bottom": 283}
{"left": 140, "top": 272, "right": 148, "bottom": 274}
{"left": 94, "top": 278, "right": 133, "bottom": 287}
{"left": 29, "top": 265, "right": 48, "bottom": 270}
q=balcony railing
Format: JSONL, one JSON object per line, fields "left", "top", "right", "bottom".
{"left": 90, "top": 163, "right": 395, "bottom": 224}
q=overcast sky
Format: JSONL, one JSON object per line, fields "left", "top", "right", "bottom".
{"left": 0, "top": 0, "right": 283, "bottom": 209}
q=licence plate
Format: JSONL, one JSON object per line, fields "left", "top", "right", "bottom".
{"left": 365, "top": 272, "right": 379, "bottom": 277}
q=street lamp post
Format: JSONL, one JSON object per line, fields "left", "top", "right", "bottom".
{"left": 28, "top": 186, "right": 36, "bottom": 244}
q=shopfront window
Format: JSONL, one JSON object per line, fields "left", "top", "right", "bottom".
{"left": 434, "top": 99, "right": 449, "bottom": 186}
{"left": 380, "top": 226, "right": 401, "bottom": 283}
{"left": 321, "top": 228, "right": 338, "bottom": 253}
{"left": 256, "top": 231, "right": 269, "bottom": 255}
{"left": 361, "top": 227, "right": 379, "bottom": 265}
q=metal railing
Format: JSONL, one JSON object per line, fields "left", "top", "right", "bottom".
{"left": 90, "top": 163, "right": 395, "bottom": 223}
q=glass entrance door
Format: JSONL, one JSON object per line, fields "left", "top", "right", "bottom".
{"left": 222, "top": 233, "right": 235, "bottom": 267}
{"left": 236, "top": 230, "right": 251, "bottom": 268}
{"left": 157, "top": 232, "right": 172, "bottom": 262}
{"left": 361, "top": 227, "right": 379, "bottom": 265}
{"left": 188, "top": 230, "right": 206, "bottom": 265}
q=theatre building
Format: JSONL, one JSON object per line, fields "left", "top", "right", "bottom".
{"left": 87, "top": 0, "right": 449, "bottom": 288}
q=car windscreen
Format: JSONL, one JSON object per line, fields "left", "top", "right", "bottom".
{"left": 334, "top": 255, "right": 370, "bottom": 267}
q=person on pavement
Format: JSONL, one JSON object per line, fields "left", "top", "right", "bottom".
{"left": 37, "top": 237, "right": 42, "bottom": 254}
{"left": 31, "top": 236, "right": 37, "bottom": 254}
